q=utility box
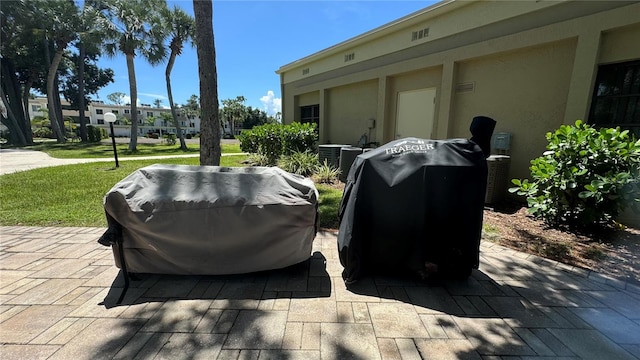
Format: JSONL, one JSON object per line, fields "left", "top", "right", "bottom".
{"left": 318, "top": 144, "right": 347, "bottom": 168}
{"left": 492, "top": 132, "right": 511, "bottom": 155}
{"left": 485, "top": 155, "right": 511, "bottom": 204}
{"left": 339, "top": 147, "right": 363, "bottom": 183}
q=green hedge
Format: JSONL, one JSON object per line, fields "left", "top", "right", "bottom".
{"left": 87, "top": 125, "right": 107, "bottom": 143}
{"left": 511, "top": 120, "right": 640, "bottom": 229}
{"left": 238, "top": 122, "right": 317, "bottom": 164}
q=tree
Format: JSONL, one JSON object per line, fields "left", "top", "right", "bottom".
{"left": 107, "top": 91, "right": 126, "bottom": 105}
{"left": 3, "top": 0, "right": 79, "bottom": 144}
{"left": 183, "top": 94, "right": 200, "bottom": 119}
{"left": 61, "top": 53, "right": 114, "bottom": 140}
{"left": 1, "top": 1, "right": 30, "bottom": 145}
{"left": 161, "top": 5, "right": 194, "bottom": 151}
{"left": 221, "top": 96, "right": 246, "bottom": 136}
{"left": 72, "top": 2, "right": 109, "bottom": 142}
{"left": 100, "top": 0, "right": 167, "bottom": 151}
{"left": 243, "top": 106, "right": 270, "bottom": 129}
{"left": 193, "top": 0, "right": 220, "bottom": 166}
{"left": 28, "top": 0, "right": 81, "bottom": 143}
{"left": 153, "top": 98, "right": 162, "bottom": 108}
{"left": 178, "top": 94, "right": 199, "bottom": 130}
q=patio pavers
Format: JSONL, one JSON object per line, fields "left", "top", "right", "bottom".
{"left": 0, "top": 226, "right": 638, "bottom": 359}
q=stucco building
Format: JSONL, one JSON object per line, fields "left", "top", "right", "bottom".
{"left": 276, "top": 0, "right": 640, "bottom": 182}
{"left": 28, "top": 98, "right": 201, "bottom": 137}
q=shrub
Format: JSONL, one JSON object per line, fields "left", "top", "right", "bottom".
{"left": 278, "top": 150, "right": 319, "bottom": 177}
{"left": 32, "top": 127, "right": 54, "bottom": 139}
{"left": 86, "top": 125, "right": 106, "bottom": 143}
{"left": 313, "top": 159, "right": 341, "bottom": 184}
{"left": 282, "top": 122, "right": 317, "bottom": 155}
{"left": 237, "top": 122, "right": 318, "bottom": 165}
{"left": 237, "top": 129, "right": 259, "bottom": 153}
{"left": 164, "top": 133, "right": 177, "bottom": 145}
{"left": 510, "top": 120, "right": 640, "bottom": 229}
{"left": 245, "top": 153, "right": 270, "bottom": 167}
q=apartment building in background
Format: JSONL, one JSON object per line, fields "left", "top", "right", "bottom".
{"left": 28, "top": 97, "right": 201, "bottom": 137}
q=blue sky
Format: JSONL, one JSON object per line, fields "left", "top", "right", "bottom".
{"left": 95, "top": 1, "right": 436, "bottom": 115}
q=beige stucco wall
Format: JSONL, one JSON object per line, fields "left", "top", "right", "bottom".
{"left": 325, "top": 80, "right": 378, "bottom": 145}
{"left": 278, "top": 1, "right": 640, "bottom": 191}
{"left": 450, "top": 39, "right": 577, "bottom": 181}
{"left": 599, "top": 23, "right": 640, "bottom": 64}
{"left": 297, "top": 92, "right": 320, "bottom": 107}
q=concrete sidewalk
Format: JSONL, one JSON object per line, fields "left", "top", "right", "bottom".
{"left": 0, "top": 149, "right": 243, "bottom": 176}
{"left": 0, "top": 226, "right": 638, "bottom": 359}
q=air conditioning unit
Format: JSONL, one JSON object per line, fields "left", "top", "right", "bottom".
{"left": 318, "top": 144, "right": 347, "bottom": 168}
{"left": 339, "top": 147, "right": 363, "bottom": 183}
{"left": 485, "top": 155, "right": 511, "bottom": 204}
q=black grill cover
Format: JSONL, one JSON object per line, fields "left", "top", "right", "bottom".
{"left": 337, "top": 137, "right": 489, "bottom": 283}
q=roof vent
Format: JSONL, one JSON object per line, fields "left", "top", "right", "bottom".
{"left": 302, "top": 68, "right": 309, "bottom": 76}
{"left": 411, "top": 27, "right": 429, "bottom": 41}
{"left": 344, "top": 52, "right": 355, "bottom": 62}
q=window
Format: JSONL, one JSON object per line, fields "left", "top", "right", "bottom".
{"left": 300, "top": 105, "right": 320, "bottom": 130}
{"left": 589, "top": 60, "right": 640, "bottom": 137}
{"left": 124, "top": 109, "right": 130, "bottom": 114}
{"left": 98, "top": 119, "right": 104, "bottom": 125}
{"left": 96, "top": 109, "right": 103, "bottom": 115}
{"left": 137, "top": 110, "right": 141, "bottom": 115}
{"left": 147, "top": 111, "right": 154, "bottom": 117}
{"left": 112, "top": 110, "right": 119, "bottom": 114}
{"left": 31, "top": 105, "right": 41, "bottom": 111}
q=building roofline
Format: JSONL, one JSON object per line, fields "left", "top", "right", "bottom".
{"left": 275, "top": 0, "right": 460, "bottom": 74}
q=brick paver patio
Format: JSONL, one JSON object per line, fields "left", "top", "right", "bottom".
{"left": 1, "top": 226, "right": 639, "bottom": 359}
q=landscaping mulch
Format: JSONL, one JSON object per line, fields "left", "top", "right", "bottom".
{"left": 483, "top": 204, "right": 640, "bottom": 285}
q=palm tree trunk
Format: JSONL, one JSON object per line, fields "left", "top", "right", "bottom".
{"left": 165, "top": 52, "right": 187, "bottom": 150}
{"left": 193, "top": 0, "right": 221, "bottom": 166}
{"left": 78, "top": 42, "right": 88, "bottom": 142}
{"left": 47, "top": 49, "right": 65, "bottom": 143}
{"left": 126, "top": 53, "right": 138, "bottom": 151}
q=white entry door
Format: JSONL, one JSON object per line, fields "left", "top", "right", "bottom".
{"left": 395, "top": 88, "right": 437, "bottom": 139}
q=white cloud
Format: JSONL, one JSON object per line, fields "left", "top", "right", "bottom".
{"left": 260, "top": 90, "right": 281, "bottom": 116}
{"left": 139, "top": 93, "right": 168, "bottom": 100}
{"left": 121, "top": 95, "right": 140, "bottom": 106}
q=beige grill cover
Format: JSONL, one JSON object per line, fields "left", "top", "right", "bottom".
{"left": 101, "top": 164, "right": 319, "bottom": 275}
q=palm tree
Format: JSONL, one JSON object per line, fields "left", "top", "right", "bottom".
{"left": 99, "top": 0, "right": 166, "bottom": 151}
{"left": 75, "top": 3, "right": 105, "bottom": 142}
{"left": 193, "top": 0, "right": 221, "bottom": 166}
{"left": 161, "top": 5, "right": 194, "bottom": 151}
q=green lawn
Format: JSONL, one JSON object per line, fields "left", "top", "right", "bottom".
{"left": 23, "top": 141, "right": 242, "bottom": 158}
{"left": 0, "top": 156, "right": 243, "bottom": 227}
{"left": 0, "top": 156, "right": 345, "bottom": 229}
{"left": 317, "top": 184, "right": 343, "bottom": 229}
